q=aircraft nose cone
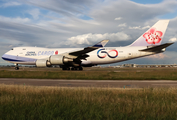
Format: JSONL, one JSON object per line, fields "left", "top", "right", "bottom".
{"left": 2, "top": 54, "right": 9, "bottom": 61}
{"left": 2, "top": 54, "right": 6, "bottom": 60}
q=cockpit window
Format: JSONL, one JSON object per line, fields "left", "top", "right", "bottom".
{"left": 11, "top": 48, "right": 13, "bottom": 50}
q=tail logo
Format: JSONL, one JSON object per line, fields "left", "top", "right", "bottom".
{"left": 143, "top": 28, "right": 163, "bottom": 44}
{"left": 97, "top": 49, "right": 118, "bottom": 58}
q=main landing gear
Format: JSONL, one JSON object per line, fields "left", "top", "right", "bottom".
{"left": 15, "top": 64, "right": 19, "bottom": 70}
{"left": 62, "top": 66, "right": 83, "bottom": 71}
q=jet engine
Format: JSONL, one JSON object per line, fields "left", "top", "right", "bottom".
{"left": 36, "top": 59, "right": 51, "bottom": 67}
{"left": 35, "top": 55, "right": 74, "bottom": 67}
{"left": 49, "top": 55, "right": 73, "bottom": 65}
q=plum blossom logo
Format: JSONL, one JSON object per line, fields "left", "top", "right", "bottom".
{"left": 143, "top": 28, "right": 163, "bottom": 44}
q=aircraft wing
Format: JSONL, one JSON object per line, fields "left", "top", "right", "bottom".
{"left": 69, "top": 40, "right": 109, "bottom": 56}
{"left": 139, "top": 42, "right": 174, "bottom": 52}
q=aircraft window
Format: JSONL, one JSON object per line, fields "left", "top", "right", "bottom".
{"left": 23, "top": 49, "right": 26, "bottom": 50}
{"left": 11, "top": 49, "right": 13, "bottom": 50}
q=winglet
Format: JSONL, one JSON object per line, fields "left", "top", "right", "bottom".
{"left": 69, "top": 40, "right": 109, "bottom": 57}
{"left": 93, "top": 40, "right": 109, "bottom": 47}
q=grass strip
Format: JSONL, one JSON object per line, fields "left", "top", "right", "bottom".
{"left": 0, "top": 84, "right": 177, "bottom": 119}
{"left": 0, "top": 68, "right": 177, "bottom": 80}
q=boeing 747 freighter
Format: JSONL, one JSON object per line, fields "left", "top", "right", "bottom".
{"left": 2, "top": 20, "right": 173, "bottom": 70}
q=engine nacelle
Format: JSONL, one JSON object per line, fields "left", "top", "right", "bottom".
{"left": 49, "top": 55, "right": 73, "bottom": 65}
{"left": 36, "top": 59, "right": 51, "bottom": 67}
{"left": 36, "top": 55, "right": 75, "bottom": 67}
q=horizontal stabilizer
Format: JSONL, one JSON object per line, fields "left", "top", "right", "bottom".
{"left": 139, "top": 42, "right": 174, "bottom": 52}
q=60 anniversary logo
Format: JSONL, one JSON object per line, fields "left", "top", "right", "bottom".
{"left": 97, "top": 48, "right": 118, "bottom": 58}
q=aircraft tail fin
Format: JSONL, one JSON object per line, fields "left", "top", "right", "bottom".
{"left": 130, "top": 20, "right": 169, "bottom": 46}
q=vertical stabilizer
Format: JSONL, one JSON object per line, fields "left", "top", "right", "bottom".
{"left": 130, "top": 20, "right": 169, "bottom": 46}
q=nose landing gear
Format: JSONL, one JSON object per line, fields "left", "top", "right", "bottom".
{"left": 15, "top": 64, "right": 19, "bottom": 70}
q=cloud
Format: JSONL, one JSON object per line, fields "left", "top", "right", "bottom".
{"left": 0, "top": 16, "right": 30, "bottom": 23}
{"left": 28, "top": 9, "right": 40, "bottom": 20}
{"left": 128, "top": 25, "right": 150, "bottom": 30}
{"left": 67, "top": 32, "right": 130, "bottom": 46}
{"left": 1, "top": 2, "right": 21, "bottom": 8}
{"left": 118, "top": 23, "right": 127, "bottom": 27}
{"left": 24, "top": 0, "right": 96, "bottom": 18}
{"left": 0, "top": 0, "right": 176, "bottom": 48}
{"left": 169, "top": 37, "right": 177, "bottom": 42}
{"left": 146, "top": 53, "right": 169, "bottom": 60}
{"left": 142, "top": 26, "right": 151, "bottom": 29}
{"left": 129, "top": 26, "right": 141, "bottom": 30}
{"left": 0, "top": 0, "right": 177, "bottom": 65}
{"left": 115, "top": 17, "right": 122, "bottom": 20}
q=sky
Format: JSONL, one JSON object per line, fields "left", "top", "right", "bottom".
{"left": 0, "top": 0, "right": 177, "bottom": 66}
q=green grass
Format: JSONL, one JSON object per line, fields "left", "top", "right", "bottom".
{"left": 0, "top": 84, "right": 177, "bottom": 120}
{"left": 1, "top": 67, "right": 177, "bottom": 80}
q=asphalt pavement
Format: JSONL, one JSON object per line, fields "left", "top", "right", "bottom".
{"left": 0, "top": 78, "right": 177, "bottom": 88}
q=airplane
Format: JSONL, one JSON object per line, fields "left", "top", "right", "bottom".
{"left": 2, "top": 20, "right": 174, "bottom": 70}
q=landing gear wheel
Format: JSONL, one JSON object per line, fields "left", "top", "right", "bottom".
{"left": 15, "top": 64, "right": 19, "bottom": 70}
{"left": 62, "top": 67, "right": 67, "bottom": 70}
{"left": 15, "top": 67, "right": 19, "bottom": 70}
{"left": 79, "top": 67, "right": 83, "bottom": 71}
{"left": 62, "top": 67, "right": 70, "bottom": 71}
{"left": 62, "top": 66, "right": 83, "bottom": 71}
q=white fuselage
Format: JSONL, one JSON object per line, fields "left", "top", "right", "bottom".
{"left": 2, "top": 46, "right": 161, "bottom": 66}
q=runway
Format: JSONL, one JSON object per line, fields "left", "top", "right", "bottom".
{"left": 0, "top": 78, "right": 177, "bottom": 88}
